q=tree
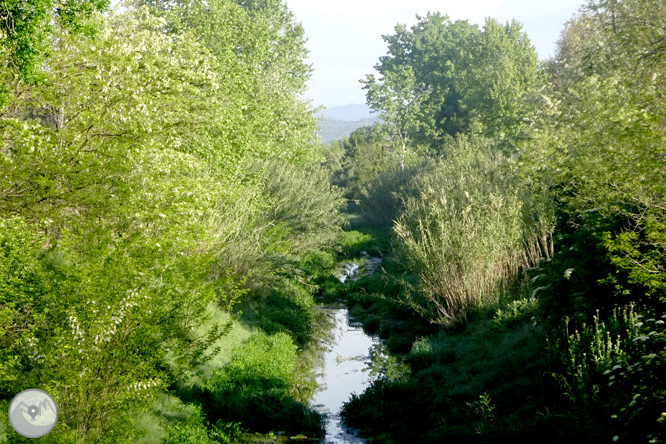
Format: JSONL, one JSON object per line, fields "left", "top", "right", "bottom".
{"left": 529, "top": 0, "right": 666, "bottom": 302}
{"left": 0, "top": 9, "right": 242, "bottom": 442}
{"left": 362, "top": 65, "right": 425, "bottom": 170}
{"left": 142, "top": 0, "right": 320, "bottom": 166}
{"left": 465, "top": 18, "right": 539, "bottom": 140}
{"left": 364, "top": 13, "right": 539, "bottom": 151}
{"left": 0, "top": 0, "right": 109, "bottom": 108}
{"left": 0, "top": 7, "right": 221, "bottom": 241}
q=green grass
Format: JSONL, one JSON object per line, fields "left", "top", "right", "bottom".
{"left": 337, "top": 228, "right": 392, "bottom": 257}
{"left": 134, "top": 393, "right": 245, "bottom": 444}
{"left": 194, "top": 332, "right": 324, "bottom": 438}
{"left": 128, "top": 303, "right": 253, "bottom": 444}
{"left": 133, "top": 394, "right": 199, "bottom": 444}
{"left": 191, "top": 302, "right": 254, "bottom": 385}
{"left": 340, "top": 289, "right": 553, "bottom": 443}
{"left": 130, "top": 303, "right": 253, "bottom": 443}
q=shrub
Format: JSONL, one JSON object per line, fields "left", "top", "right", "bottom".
{"left": 251, "top": 158, "right": 347, "bottom": 256}
{"left": 550, "top": 304, "right": 666, "bottom": 442}
{"left": 163, "top": 423, "right": 215, "bottom": 444}
{"left": 0, "top": 218, "right": 229, "bottom": 443}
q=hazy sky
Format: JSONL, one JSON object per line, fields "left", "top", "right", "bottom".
{"left": 285, "top": 0, "right": 585, "bottom": 108}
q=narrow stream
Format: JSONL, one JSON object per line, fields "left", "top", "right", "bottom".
{"left": 310, "top": 252, "right": 382, "bottom": 444}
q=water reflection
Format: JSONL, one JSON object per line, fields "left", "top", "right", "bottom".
{"left": 311, "top": 308, "right": 378, "bottom": 444}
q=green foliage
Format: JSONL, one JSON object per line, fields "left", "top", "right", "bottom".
{"left": 163, "top": 423, "right": 215, "bottom": 444}
{"left": 213, "top": 158, "right": 346, "bottom": 278}
{"left": 493, "top": 297, "right": 540, "bottom": 327}
{"left": 364, "top": 343, "right": 410, "bottom": 381}
{"left": 157, "top": 401, "right": 242, "bottom": 444}
{"left": 341, "top": 294, "right": 548, "bottom": 443}
{"left": 550, "top": 305, "right": 666, "bottom": 441}
{"left": 253, "top": 293, "right": 314, "bottom": 347}
{"left": 301, "top": 250, "right": 336, "bottom": 276}
{"left": 600, "top": 218, "right": 666, "bottom": 301}
{"left": 0, "top": 0, "right": 332, "bottom": 442}
{"left": 337, "top": 230, "right": 372, "bottom": 252}
{"left": 362, "top": 65, "right": 427, "bottom": 169}
{"left": 326, "top": 125, "right": 391, "bottom": 198}
{"left": 365, "top": 12, "right": 539, "bottom": 148}
{"left": 154, "top": 0, "right": 320, "bottom": 165}
{"left": 0, "top": 6, "right": 223, "bottom": 237}
{"left": 0, "top": 218, "right": 50, "bottom": 393}
{"left": 251, "top": 158, "right": 347, "bottom": 257}
{"left": 0, "top": 218, "right": 239, "bottom": 443}
{"left": 357, "top": 161, "right": 426, "bottom": 229}
{"left": 0, "top": 0, "right": 108, "bottom": 94}
{"left": 339, "top": 1, "right": 666, "bottom": 443}
{"left": 393, "top": 136, "right": 553, "bottom": 325}
{"left": 523, "top": 0, "right": 666, "bottom": 306}
{"left": 199, "top": 332, "right": 323, "bottom": 437}
{"left": 337, "top": 229, "right": 392, "bottom": 257}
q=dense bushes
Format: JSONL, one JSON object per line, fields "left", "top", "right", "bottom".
{"left": 356, "top": 162, "right": 425, "bottom": 230}
{"left": 341, "top": 290, "right": 551, "bottom": 443}
{"left": 212, "top": 157, "right": 346, "bottom": 277}
{"left": 0, "top": 1, "right": 340, "bottom": 442}
{"left": 0, "top": 217, "right": 227, "bottom": 443}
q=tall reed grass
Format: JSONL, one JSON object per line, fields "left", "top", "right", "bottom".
{"left": 393, "top": 136, "right": 555, "bottom": 325}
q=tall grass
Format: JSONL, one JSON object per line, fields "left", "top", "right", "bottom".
{"left": 214, "top": 158, "right": 347, "bottom": 278}
{"left": 357, "top": 161, "right": 428, "bottom": 229}
{"left": 393, "top": 136, "right": 554, "bottom": 325}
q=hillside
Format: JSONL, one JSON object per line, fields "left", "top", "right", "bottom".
{"left": 317, "top": 116, "right": 379, "bottom": 143}
{"left": 321, "top": 103, "right": 373, "bottom": 120}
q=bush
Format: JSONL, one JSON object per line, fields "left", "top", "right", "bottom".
{"left": 251, "top": 158, "right": 347, "bottom": 257}
{"left": 337, "top": 228, "right": 392, "bottom": 257}
{"left": 163, "top": 423, "right": 215, "bottom": 444}
{"left": 255, "top": 294, "right": 314, "bottom": 347}
{"left": 341, "top": 295, "right": 549, "bottom": 443}
{"left": 549, "top": 304, "right": 666, "bottom": 442}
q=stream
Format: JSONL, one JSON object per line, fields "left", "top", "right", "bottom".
{"left": 310, "top": 253, "right": 382, "bottom": 444}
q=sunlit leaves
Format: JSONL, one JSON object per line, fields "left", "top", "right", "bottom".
{"left": 365, "top": 13, "right": 538, "bottom": 149}
{"left": 0, "top": 0, "right": 109, "bottom": 94}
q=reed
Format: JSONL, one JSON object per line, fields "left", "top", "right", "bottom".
{"left": 393, "top": 136, "right": 555, "bottom": 325}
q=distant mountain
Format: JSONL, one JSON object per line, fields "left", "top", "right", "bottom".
{"left": 321, "top": 104, "right": 374, "bottom": 121}
{"left": 317, "top": 103, "right": 379, "bottom": 143}
{"left": 317, "top": 116, "right": 379, "bottom": 144}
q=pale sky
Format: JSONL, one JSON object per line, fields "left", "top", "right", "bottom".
{"left": 285, "top": 0, "right": 585, "bottom": 108}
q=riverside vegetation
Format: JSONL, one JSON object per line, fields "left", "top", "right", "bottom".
{"left": 1, "top": 0, "right": 342, "bottom": 442}
{"left": 1, "top": 0, "right": 665, "bottom": 443}
{"left": 325, "top": 2, "right": 666, "bottom": 442}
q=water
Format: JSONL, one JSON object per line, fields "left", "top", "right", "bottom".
{"left": 336, "top": 252, "right": 382, "bottom": 284}
{"left": 338, "top": 263, "right": 360, "bottom": 284}
{"left": 311, "top": 252, "right": 382, "bottom": 444}
{"left": 311, "top": 308, "right": 378, "bottom": 443}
